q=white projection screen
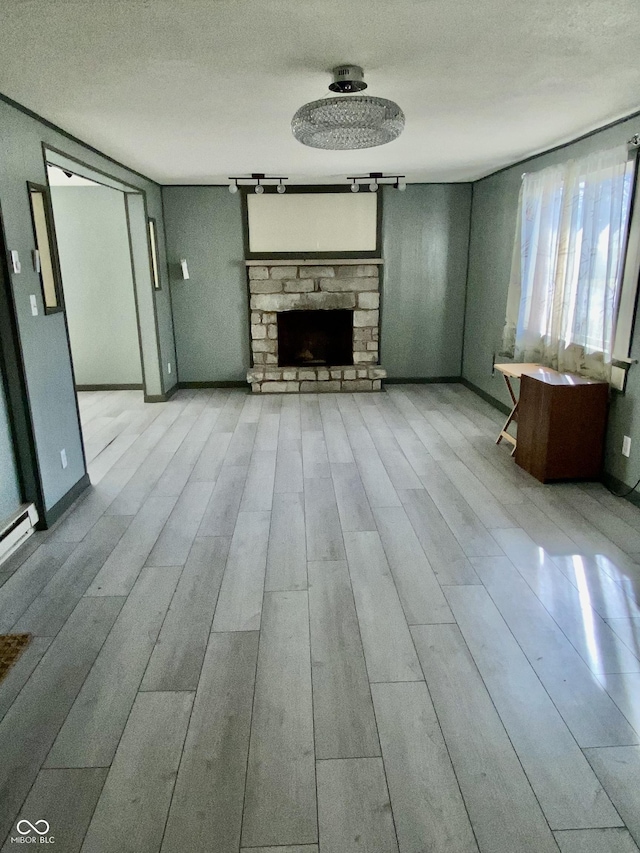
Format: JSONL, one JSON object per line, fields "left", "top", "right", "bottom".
{"left": 247, "top": 192, "right": 378, "bottom": 253}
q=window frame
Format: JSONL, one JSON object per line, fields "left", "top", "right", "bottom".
{"left": 611, "top": 148, "right": 640, "bottom": 390}
{"left": 26, "top": 181, "right": 65, "bottom": 315}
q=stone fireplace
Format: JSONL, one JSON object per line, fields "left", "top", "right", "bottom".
{"left": 246, "top": 260, "right": 386, "bottom": 393}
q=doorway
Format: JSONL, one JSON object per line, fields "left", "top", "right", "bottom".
{"left": 45, "top": 164, "right": 147, "bottom": 481}
{"left": 47, "top": 165, "right": 144, "bottom": 390}
{"left": 40, "top": 147, "right": 166, "bottom": 484}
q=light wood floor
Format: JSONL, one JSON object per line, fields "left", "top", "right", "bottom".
{"left": 1, "top": 385, "right": 640, "bottom": 853}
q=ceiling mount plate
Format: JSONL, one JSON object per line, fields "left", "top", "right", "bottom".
{"left": 329, "top": 65, "right": 367, "bottom": 93}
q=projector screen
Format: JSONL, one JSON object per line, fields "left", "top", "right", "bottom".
{"left": 247, "top": 192, "right": 378, "bottom": 253}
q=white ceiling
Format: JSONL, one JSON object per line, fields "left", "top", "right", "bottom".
{"left": 1, "top": 0, "right": 639, "bottom": 184}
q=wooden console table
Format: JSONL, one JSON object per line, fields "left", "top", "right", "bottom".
{"left": 515, "top": 369, "right": 608, "bottom": 482}
{"left": 493, "top": 363, "right": 609, "bottom": 482}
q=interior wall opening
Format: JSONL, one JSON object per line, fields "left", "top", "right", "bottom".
{"left": 47, "top": 164, "right": 144, "bottom": 391}
{"left": 43, "top": 163, "right": 151, "bottom": 484}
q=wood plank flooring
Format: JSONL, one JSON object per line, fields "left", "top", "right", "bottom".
{"left": 1, "top": 385, "right": 640, "bottom": 852}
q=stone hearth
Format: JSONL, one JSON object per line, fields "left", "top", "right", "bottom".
{"left": 246, "top": 260, "right": 386, "bottom": 393}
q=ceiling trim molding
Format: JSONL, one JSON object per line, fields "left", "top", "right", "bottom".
{"left": 476, "top": 106, "right": 640, "bottom": 183}
{"left": 0, "top": 91, "right": 159, "bottom": 187}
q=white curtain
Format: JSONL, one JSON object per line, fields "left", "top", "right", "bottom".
{"left": 502, "top": 145, "right": 635, "bottom": 380}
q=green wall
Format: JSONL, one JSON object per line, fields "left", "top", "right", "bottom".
{"left": 382, "top": 184, "right": 471, "bottom": 379}
{"left": 0, "top": 96, "right": 176, "bottom": 518}
{"left": 50, "top": 185, "right": 142, "bottom": 386}
{"left": 162, "top": 187, "right": 248, "bottom": 383}
{"left": 463, "top": 114, "right": 640, "bottom": 492}
{"left": 162, "top": 184, "right": 472, "bottom": 384}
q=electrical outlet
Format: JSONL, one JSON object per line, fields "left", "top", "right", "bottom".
{"left": 30, "top": 295, "right": 38, "bottom": 316}
{"left": 167, "top": 362, "right": 172, "bottom": 374}
{"left": 60, "top": 448, "right": 68, "bottom": 469}
{"left": 622, "top": 435, "right": 631, "bottom": 458}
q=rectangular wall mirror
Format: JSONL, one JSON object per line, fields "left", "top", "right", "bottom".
{"left": 148, "top": 217, "right": 161, "bottom": 290}
{"left": 27, "top": 182, "right": 63, "bottom": 313}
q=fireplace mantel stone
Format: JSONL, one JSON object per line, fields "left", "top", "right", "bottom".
{"left": 246, "top": 261, "right": 386, "bottom": 393}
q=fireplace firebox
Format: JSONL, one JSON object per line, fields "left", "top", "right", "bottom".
{"left": 277, "top": 310, "right": 353, "bottom": 367}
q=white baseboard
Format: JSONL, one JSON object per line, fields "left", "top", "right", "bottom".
{"left": 0, "top": 504, "right": 38, "bottom": 567}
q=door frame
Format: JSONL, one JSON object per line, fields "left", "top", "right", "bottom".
{"left": 0, "top": 198, "right": 46, "bottom": 522}
{"left": 43, "top": 145, "right": 165, "bottom": 400}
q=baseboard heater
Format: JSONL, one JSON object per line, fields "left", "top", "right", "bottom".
{"left": 0, "top": 503, "right": 38, "bottom": 567}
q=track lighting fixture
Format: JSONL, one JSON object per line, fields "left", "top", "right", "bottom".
{"left": 347, "top": 172, "right": 407, "bottom": 192}
{"left": 228, "top": 173, "right": 289, "bottom": 193}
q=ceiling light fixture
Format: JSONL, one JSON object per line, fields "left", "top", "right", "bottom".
{"left": 292, "top": 65, "right": 405, "bottom": 150}
{"left": 347, "top": 172, "right": 407, "bottom": 192}
{"left": 228, "top": 173, "right": 289, "bottom": 193}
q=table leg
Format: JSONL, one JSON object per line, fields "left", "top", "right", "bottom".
{"left": 496, "top": 375, "right": 518, "bottom": 455}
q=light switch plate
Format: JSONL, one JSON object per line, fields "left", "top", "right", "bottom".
{"left": 10, "top": 250, "right": 21, "bottom": 274}
{"left": 180, "top": 259, "right": 190, "bottom": 280}
{"left": 622, "top": 435, "right": 631, "bottom": 458}
{"left": 30, "top": 295, "right": 38, "bottom": 316}
{"left": 60, "top": 448, "right": 68, "bottom": 469}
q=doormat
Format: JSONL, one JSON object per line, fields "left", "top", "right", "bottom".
{"left": 0, "top": 634, "right": 32, "bottom": 683}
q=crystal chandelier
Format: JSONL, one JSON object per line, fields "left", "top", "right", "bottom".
{"left": 292, "top": 65, "right": 405, "bottom": 151}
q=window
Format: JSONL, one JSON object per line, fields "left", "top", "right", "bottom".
{"left": 27, "top": 183, "right": 63, "bottom": 313}
{"left": 148, "top": 218, "right": 161, "bottom": 290}
{"left": 503, "top": 145, "right": 636, "bottom": 382}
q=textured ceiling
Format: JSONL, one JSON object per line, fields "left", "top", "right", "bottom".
{"left": 1, "top": 0, "right": 639, "bottom": 183}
